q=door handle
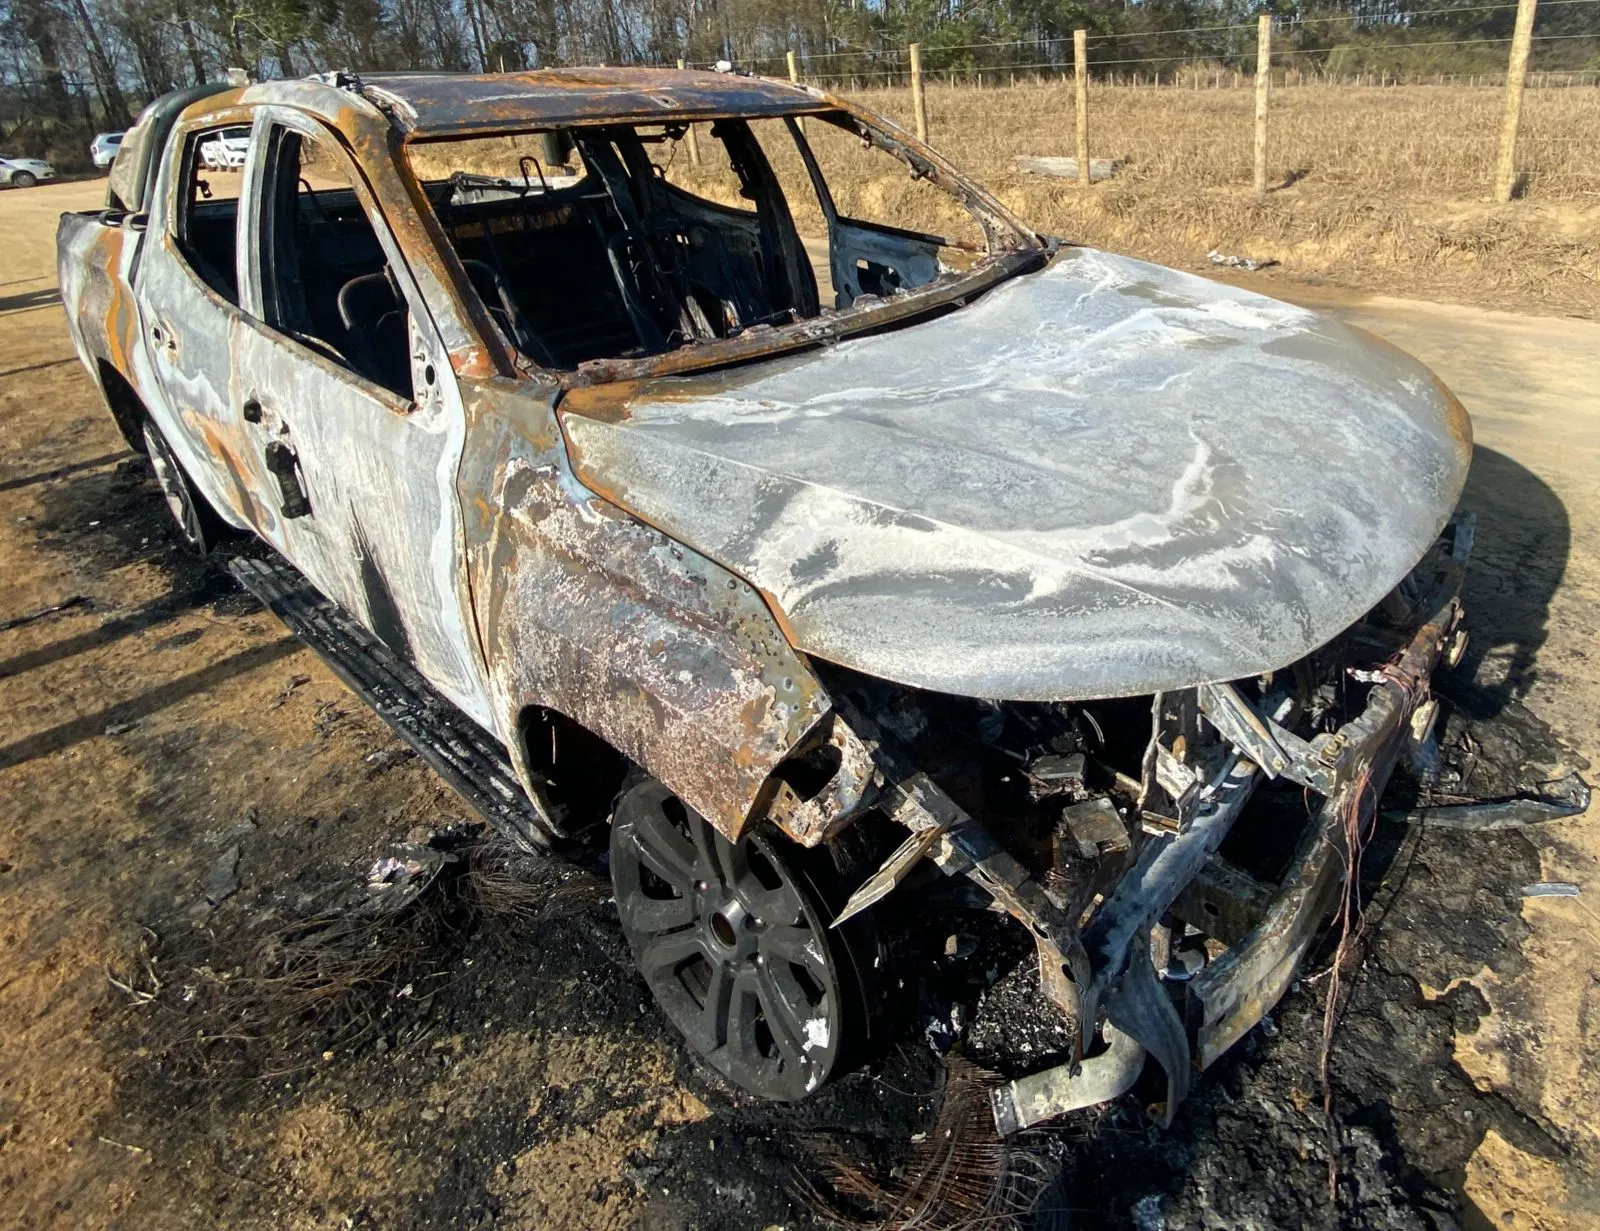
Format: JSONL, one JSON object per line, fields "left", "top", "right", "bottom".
{"left": 263, "top": 441, "right": 312, "bottom": 520}
{"left": 150, "top": 321, "right": 177, "bottom": 352}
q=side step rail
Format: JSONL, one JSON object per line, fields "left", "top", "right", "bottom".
{"left": 229, "top": 553, "right": 550, "bottom": 852}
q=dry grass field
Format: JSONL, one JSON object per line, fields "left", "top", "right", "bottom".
{"left": 839, "top": 80, "right": 1600, "bottom": 315}
{"left": 884, "top": 78, "right": 1599, "bottom": 199}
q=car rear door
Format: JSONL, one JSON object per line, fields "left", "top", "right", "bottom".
{"left": 231, "top": 107, "right": 492, "bottom": 726}
{"left": 130, "top": 116, "right": 257, "bottom": 530}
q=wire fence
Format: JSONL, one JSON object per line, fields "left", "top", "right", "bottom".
{"left": 709, "top": 43, "right": 1600, "bottom": 91}
{"left": 769, "top": 63, "right": 1600, "bottom": 91}
{"left": 683, "top": 7, "right": 1597, "bottom": 202}
{"left": 687, "top": 1, "right": 1600, "bottom": 92}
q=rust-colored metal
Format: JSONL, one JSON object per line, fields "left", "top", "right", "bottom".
{"left": 363, "top": 67, "right": 851, "bottom": 136}
{"left": 457, "top": 375, "right": 873, "bottom": 842}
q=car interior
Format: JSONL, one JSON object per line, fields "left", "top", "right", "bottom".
{"left": 174, "top": 124, "right": 416, "bottom": 400}
{"left": 176, "top": 126, "right": 249, "bottom": 306}
{"left": 259, "top": 130, "right": 414, "bottom": 398}
{"left": 171, "top": 113, "right": 990, "bottom": 391}
{"left": 414, "top": 114, "right": 987, "bottom": 370}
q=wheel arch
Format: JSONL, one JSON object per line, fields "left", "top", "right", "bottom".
{"left": 506, "top": 694, "right": 877, "bottom": 853}
{"left": 461, "top": 378, "right": 880, "bottom": 852}
{"left": 510, "top": 702, "right": 632, "bottom": 843}
{"left": 95, "top": 358, "right": 150, "bottom": 454}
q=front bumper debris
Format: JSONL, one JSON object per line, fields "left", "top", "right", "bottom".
{"left": 859, "top": 514, "right": 1478, "bottom": 1135}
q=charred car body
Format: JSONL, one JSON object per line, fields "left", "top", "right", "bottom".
{"left": 59, "top": 68, "right": 1473, "bottom": 1126}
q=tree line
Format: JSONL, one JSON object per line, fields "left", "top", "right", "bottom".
{"left": 2, "top": 0, "right": 1596, "bottom": 163}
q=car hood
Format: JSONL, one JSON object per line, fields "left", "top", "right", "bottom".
{"left": 557, "top": 247, "right": 1471, "bottom": 701}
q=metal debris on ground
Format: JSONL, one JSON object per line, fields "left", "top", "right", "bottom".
{"left": 1207, "top": 250, "right": 1278, "bottom": 270}
{"left": 1518, "top": 882, "right": 1580, "bottom": 898}
{"left": 205, "top": 845, "right": 240, "bottom": 905}
{"left": 1390, "top": 696, "right": 1592, "bottom": 833}
{"left": 270, "top": 673, "right": 313, "bottom": 708}
{"left": 1386, "top": 768, "right": 1590, "bottom": 830}
{"left": 0, "top": 594, "right": 90, "bottom": 632}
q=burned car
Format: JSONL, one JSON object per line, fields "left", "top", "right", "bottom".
{"left": 58, "top": 68, "right": 1472, "bottom": 1127}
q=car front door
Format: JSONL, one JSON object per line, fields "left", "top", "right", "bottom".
{"left": 232, "top": 108, "right": 491, "bottom": 726}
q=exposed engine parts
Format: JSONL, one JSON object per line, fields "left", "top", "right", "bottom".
{"left": 778, "top": 515, "right": 1481, "bottom": 1132}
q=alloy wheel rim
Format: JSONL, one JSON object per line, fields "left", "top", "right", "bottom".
{"left": 611, "top": 784, "right": 842, "bottom": 1102}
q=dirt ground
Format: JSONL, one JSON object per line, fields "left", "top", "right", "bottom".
{"left": 1, "top": 178, "right": 1597, "bottom": 1231}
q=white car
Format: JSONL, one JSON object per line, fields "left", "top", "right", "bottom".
{"left": 61, "top": 72, "right": 1490, "bottom": 1124}
{"left": 198, "top": 130, "right": 249, "bottom": 170}
{"left": 90, "top": 132, "right": 124, "bottom": 169}
{"left": 0, "top": 156, "right": 56, "bottom": 188}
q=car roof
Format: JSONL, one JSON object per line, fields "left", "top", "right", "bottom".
{"left": 359, "top": 67, "right": 822, "bottom": 137}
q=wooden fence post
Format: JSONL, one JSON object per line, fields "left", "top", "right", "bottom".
{"left": 787, "top": 50, "right": 806, "bottom": 134}
{"left": 1254, "top": 14, "right": 1271, "bottom": 196}
{"left": 1074, "top": 29, "right": 1089, "bottom": 188}
{"left": 1493, "top": 0, "right": 1539, "bottom": 202}
{"left": 677, "top": 59, "right": 701, "bottom": 165}
{"left": 908, "top": 43, "right": 929, "bottom": 142}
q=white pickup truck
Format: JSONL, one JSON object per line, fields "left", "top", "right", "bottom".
{"left": 59, "top": 68, "right": 1477, "bottom": 1125}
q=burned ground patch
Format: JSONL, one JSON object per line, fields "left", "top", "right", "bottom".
{"left": 8, "top": 178, "right": 1597, "bottom": 1230}
{"left": 86, "top": 693, "right": 1583, "bottom": 1231}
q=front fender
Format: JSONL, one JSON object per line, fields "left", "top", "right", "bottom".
{"left": 458, "top": 375, "right": 867, "bottom": 844}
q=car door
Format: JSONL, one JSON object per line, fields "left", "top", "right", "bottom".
{"left": 129, "top": 116, "right": 260, "bottom": 529}
{"left": 232, "top": 107, "right": 492, "bottom": 727}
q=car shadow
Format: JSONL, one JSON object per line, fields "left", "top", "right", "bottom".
{"left": 0, "top": 449, "right": 131, "bottom": 494}
{"left": 0, "top": 636, "right": 302, "bottom": 770}
{"left": 0, "top": 355, "right": 79, "bottom": 381}
{"left": 5, "top": 457, "right": 258, "bottom": 678}
{"left": 1446, "top": 444, "right": 1570, "bottom": 720}
{"left": 0, "top": 286, "right": 62, "bottom": 315}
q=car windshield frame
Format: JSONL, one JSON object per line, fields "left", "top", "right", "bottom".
{"left": 401, "top": 101, "right": 1046, "bottom": 387}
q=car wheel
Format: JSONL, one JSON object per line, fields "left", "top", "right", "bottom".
{"left": 610, "top": 780, "right": 889, "bottom": 1102}
{"left": 12, "top": 170, "right": 36, "bottom": 189}
{"left": 141, "top": 416, "right": 231, "bottom": 553}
